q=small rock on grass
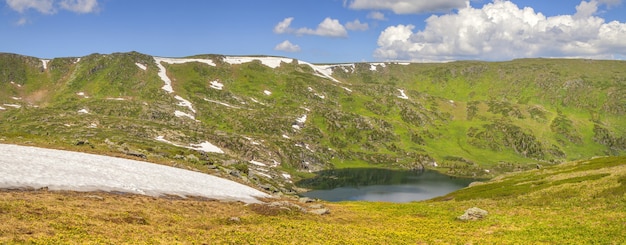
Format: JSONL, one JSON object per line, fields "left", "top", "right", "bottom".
{"left": 308, "top": 208, "right": 330, "bottom": 215}
{"left": 457, "top": 207, "right": 488, "bottom": 221}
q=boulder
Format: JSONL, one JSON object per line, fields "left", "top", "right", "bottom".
{"left": 299, "top": 197, "right": 315, "bottom": 203}
{"left": 457, "top": 207, "right": 488, "bottom": 221}
{"left": 308, "top": 204, "right": 324, "bottom": 209}
{"left": 308, "top": 208, "right": 330, "bottom": 215}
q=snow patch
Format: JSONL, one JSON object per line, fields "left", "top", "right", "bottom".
{"left": 156, "top": 57, "right": 216, "bottom": 67}
{"left": 342, "top": 86, "right": 353, "bottom": 92}
{"left": 76, "top": 92, "right": 89, "bottom": 98}
{"left": 210, "top": 80, "right": 224, "bottom": 90}
{"left": 135, "top": 63, "right": 147, "bottom": 70}
{"left": 0, "top": 106, "right": 5, "bottom": 110}
{"left": 282, "top": 134, "right": 290, "bottom": 139}
{"left": 175, "top": 95, "right": 196, "bottom": 113}
{"left": 3, "top": 104, "right": 21, "bottom": 109}
{"left": 296, "top": 114, "right": 307, "bottom": 124}
{"left": 174, "top": 110, "right": 197, "bottom": 121}
{"left": 204, "top": 99, "right": 240, "bottom": 109}
{"left": 0, "top": 143, "right": 266, "bottom": 203}
{"left": 189, "top": 141, "right": 224, "bottom": 154}
{"left": 253, "top": 170, "right": 272, "bottom": 179}
{"left": 369, "top": 62, "right": 386, "bottom": 71}
{"left": 156, "top": 136, "right": 224, "bottom": 154}
{"left": 397, "top": 89, "right": 409, "bottom": 100}
{"left": 263, "top": 90, "right": 272, "bottom": 96}
{"left": 282, "top": 173, "right": 291, "bottom": 179}
{"left": 223, "top": 56, "right": 293, "bottom": 69}
{"left": 299, "top": 61, "right": 342, "bottom": 83}
{"left": 155, "top": 57, "right": 216, "bottom": 93}
{"left": 250, "top": 98, "right": 266, "bottom": 105}
{"left": 77, "top": 109, "right": 89, "bottom": 114}
{"left": 154, "top": 58, "right": 175, "bottom": 93}
{"left": 88, "top": 123, "right": 98, "bottom": 128}
{"left": 249, "top": 160, "right": 267, "bottom": 167}
{"left": 11, "top": 97, "right": 21, "bottom": 100}
{"left": 41, "top": 59, "right": 50, "bottom": 70}
{"left": 107, "top": 97, "right": 126, "bottom": 101}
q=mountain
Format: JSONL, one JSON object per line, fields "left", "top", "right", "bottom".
{"left": 1, "top": 51, "right": 624, "bottom": 192}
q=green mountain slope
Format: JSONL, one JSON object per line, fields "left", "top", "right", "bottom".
{"left": 1, "top": 52, "right": 624, "bottom": 191}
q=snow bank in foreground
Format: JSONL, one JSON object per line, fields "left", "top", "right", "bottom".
{"left": 0, "top": 144, "right": 266, "bottom": 203}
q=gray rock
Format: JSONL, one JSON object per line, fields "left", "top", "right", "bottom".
{"left": 269, "top": 201, "right": 304, "bottom": 211}
{"left": 308, "top": 208, "right": 330, "bottom": 215}
{"left": 228, "top": 217, "right": 241, "bottom": 223}
{"left": 229, "top": 170, "right": 241, "bottom": 178}
{"left": 468, "top": 181, "right": 484, "bottom": 187}
{"left": 457, "top": 207, "right": 488, "bottom": 221}
{"left": 299, "top": 197, "right": 315, "bottom": 203}
{"left": 125, "top": 150, "right": 146, "bottom": 159}
{"left": 308, "top": 204, "right": 324, "bottom": 209}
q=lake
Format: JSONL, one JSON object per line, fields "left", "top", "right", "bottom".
{"left": 296, "top": 168, "right": 475, "bottom": 203}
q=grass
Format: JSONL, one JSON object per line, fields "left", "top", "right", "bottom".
{"left": 1, "top": 156, "right": 625, "bottom": 244}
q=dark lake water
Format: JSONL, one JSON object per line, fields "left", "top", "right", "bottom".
{"left": 296, "top": 168, "right": 475, "bottom": 203}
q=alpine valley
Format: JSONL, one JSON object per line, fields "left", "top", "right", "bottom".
{"left": 1, "top": 51, "right": 626, "bottom": 243}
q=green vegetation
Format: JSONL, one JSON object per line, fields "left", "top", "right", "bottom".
{"left": 0, "top": 51, "right": 624, "bottom": 190}
{"left": 0, "top": 52, "right": 625, "bottom": 243}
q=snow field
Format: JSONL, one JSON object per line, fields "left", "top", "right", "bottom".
{"left": 0, "top": 144, "right": 267, "bottom": 203}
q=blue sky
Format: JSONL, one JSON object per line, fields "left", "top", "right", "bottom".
{"left": 1, "top": 0, "right": 625, "bottom": 63}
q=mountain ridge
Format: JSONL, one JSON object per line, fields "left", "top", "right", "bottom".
{"left": 1, "top": 51, "right": 624, "bottom": 193}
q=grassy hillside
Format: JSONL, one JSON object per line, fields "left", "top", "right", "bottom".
{"left": 0, "top": 52, "right": 624, "bottom": 191}
{"left": 1, "top": 156, "right": 624, "bottom": 243}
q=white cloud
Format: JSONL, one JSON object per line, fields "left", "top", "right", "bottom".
{"left": 5, "top": 0, "right": 98, "bottom": 14}
{"left": 367, "top": 11, "right": 386, "bottom": 20}
{"left": 274, "top": 40, "right": 301, "bottom": 52}
{"left": 274, "top": 17, "right": 348, "bottom": 38}
{"left": 296, "top": 17, "right": 348, "bottom": 37}
{"left": 274, "top": 17, "right": 294, "bottom": 34}
{"left": 347, "top": 0, "right": 467, "bottom": 14}
{"left": 6, "top": 0, "right": 55, "bottom": 14}
{"left": 346, "top": 19, "right": 369, "bottom": 31}
{"left": 59, "top": 0, "right": 98, "bottom": 14}
{"left": 15, "top": 17, "right": 28, "bottom": 25}
{"left": 374, "top": 0, "right": 626, "bottom": 61}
